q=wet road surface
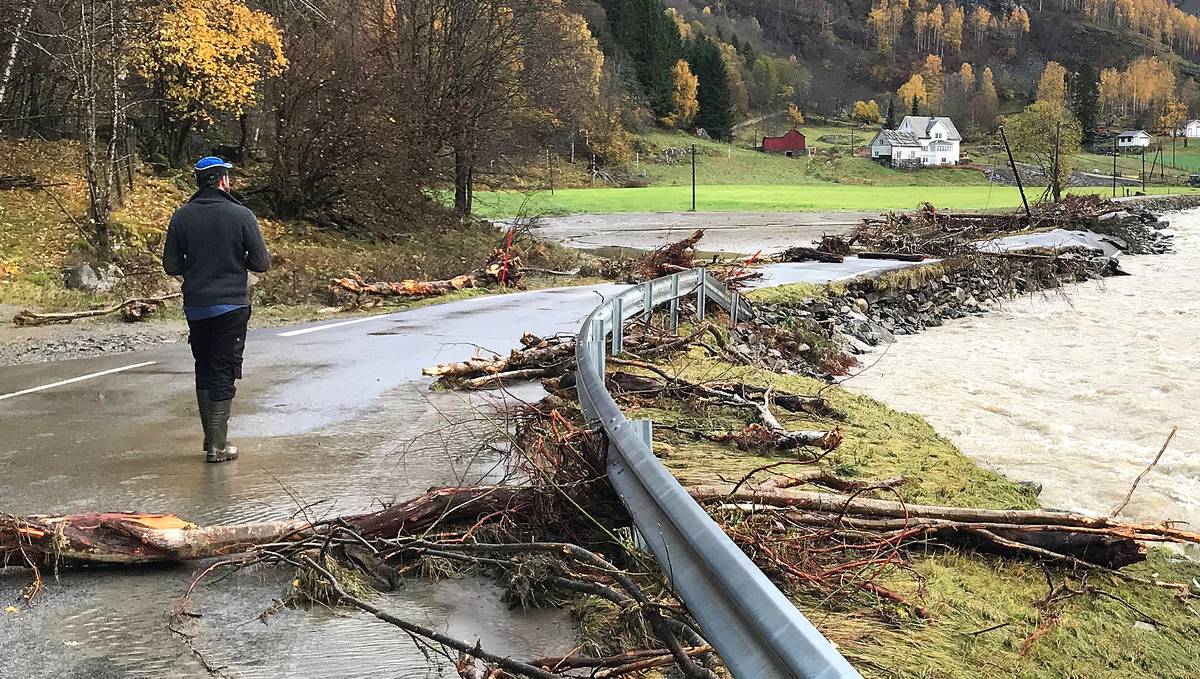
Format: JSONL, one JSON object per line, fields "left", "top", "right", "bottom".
{"left": 527, "top": 210, "right": 876, "bottom": 254}
{"left": 1, "top": 250, "right": 904, "bottom": 677}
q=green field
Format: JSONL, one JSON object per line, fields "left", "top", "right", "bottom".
{"left": 471, "top": 183, "right": 1198, "bottom": 217}
{"left": 633, "top": 130, "right": 982, "bottom": 188}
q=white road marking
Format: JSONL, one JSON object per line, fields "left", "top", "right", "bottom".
{"left": 0, "top": 361, "right": 157, "bottom": 401}
{"left": 276, "top": 315, "right": 391, "bottom": 337}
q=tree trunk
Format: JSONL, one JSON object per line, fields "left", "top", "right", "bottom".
{"left": 453, "top": 133, "right": 474, "bottom": 214}
{"left": 0, "top": 2, "right": 32, "bottom": 128}
{"left": 237, "top": 112, "right": 249, "bottom": 161}
{"left": 2, "top": 486, "right": 533, "bottom": 567}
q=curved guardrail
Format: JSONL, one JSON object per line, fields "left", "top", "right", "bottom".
{"left": 574, "top": 268, "right": 861, "bottom": 679}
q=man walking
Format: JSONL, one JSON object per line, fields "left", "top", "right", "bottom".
{"left": 163, "top": 156, "right": 271, "bottom": 463}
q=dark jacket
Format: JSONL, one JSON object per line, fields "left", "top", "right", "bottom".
{"left": 162, "top": 187, "right": 271, "bottom": 306}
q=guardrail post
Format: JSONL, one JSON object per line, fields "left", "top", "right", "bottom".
{"left": 643, "top": 284, "right": 653, "bottom": 321}
{"left": 730, "top": 292, "right": 741, "bottom": 326}
{"left": 695, "top": 269, "right": 707, "bottom": 321}
{"left": 669, "top": 274, "right": 680, "bottom": 333}
{"left": 611, "top": 298, "right": 624, "bottom": 355}
{"left": 630, "top": 419, "right": 653, "bottom": 449}
{"left": 590, "top": 319, "right": 606, "bottom": 376}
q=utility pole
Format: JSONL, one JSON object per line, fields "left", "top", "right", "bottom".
{"left": 1141, "top": 148, "right": 1146, "bottom": 193}
{"left": 1052, "top": 122, "right": 1062, "bottom": 202}
{"left": 1112, "top": 136, "right": 1119, "bottom": 195}
{"left": 690, "top": 144, "right": 697, "bottom": 212}
{"left": 998, "top": 126, "right": 1032, "bottom": 224}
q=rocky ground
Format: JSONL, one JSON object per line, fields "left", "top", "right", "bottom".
{"left": 0, "top": 307, "right": 187, "bottom": 366}
{"left": 748, "top": 201, "right": 1182, "bottom": 369}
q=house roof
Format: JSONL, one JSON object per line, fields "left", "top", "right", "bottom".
{"left": 899, "top": 116, "right": 962, "bottom": 141}
{"left": 871, "top": 129, "right": 922, "bottom": 147}
{"left": 1118, "top": 130, "right": 1151, "bottom": 137}
{"left": 764, "top": 129, "right": 805, "bottom": 140}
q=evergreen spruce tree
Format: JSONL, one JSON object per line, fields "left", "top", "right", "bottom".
{"left": 886, "top": 96, "right": 896, "bottom": 128}
{"left": 1072, "top": 64, "right": 1100, "bottom": 142}
{"left": 598, "top": 0, "right": 681, "bottom": 118}
{"left": 911, "top": 95, "right": 919, "bottom": 116}
{"left": 687, "top": 35, "right": 734, "bottom": 139}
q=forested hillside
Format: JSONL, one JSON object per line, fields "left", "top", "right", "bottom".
{"left": 2, "top": 0, "right": 1200, "bottom": 273}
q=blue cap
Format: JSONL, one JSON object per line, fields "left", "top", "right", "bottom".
{"left": 194, "top": 156, "right": 233, "bottom": 172}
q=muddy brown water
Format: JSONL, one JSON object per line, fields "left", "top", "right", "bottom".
{"left": 849, "top": 209, "right": 1200, "bottom": 534}
{"left": 0, "top": 386, "right": 574, "bottom": 678}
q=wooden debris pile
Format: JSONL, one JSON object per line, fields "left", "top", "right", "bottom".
{"left": 333, "top": 248, "right": 523, "bottom": 308}
{"left": 12, "top": 293, "right": 181, "bottom": 327}
{"left": 594, "top": 229, "right": 762, "bottom": 286}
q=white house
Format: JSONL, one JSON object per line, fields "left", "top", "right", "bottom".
{"left": 1117, "top": 130, "right": 1152, "bottom": 149}
{"left": 1176, "top": 120, "right": 1200, "bottom": 138}
{"left": 869, "top": 130, "right": 923, "bottom": 166}
{"left": 869, "top": 116, "right": 961, "bottom": 167}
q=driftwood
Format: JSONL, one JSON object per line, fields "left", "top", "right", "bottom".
{"left": 692, "top": 484, "right": 1200, "bottom": 569}
{"left": 12, "top": 293, "right": 181, "bottom": 326}
{"left": 1, "top": 485, "right": 532, "bottom": 567}
{"left": 8, "top": 481, "right": 1198, "bottom": 574}
{"left": 608, "top": 363, "right": 843, "bottom": 452}
{"left": 423, "top": 326, "right": 718, "bottom": 386}
{"left": 423, "top": 335, "right": 575, "bottom": 380}
{"left": 774, "top": 247, "right": 844, "bottom": 264}
{"left": 857, "top": 252, "right": 927, "bottom": 262}
{"left": 333, "top": 250, "right": 524, "bottom": 306}
{"left": 639, "top": 229, "right": 704, "bottom": 279}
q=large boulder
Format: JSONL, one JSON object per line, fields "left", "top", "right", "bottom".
{"left": 64, "top": 263, "right": 121, "bottom": 293}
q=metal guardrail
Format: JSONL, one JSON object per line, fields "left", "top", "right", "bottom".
{"left": 574, "top": 268, "right": 861, "bottom": 679}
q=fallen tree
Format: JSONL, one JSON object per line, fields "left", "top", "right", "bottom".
{"left": 12, "top": 293, "right": 181, "bottom": 326}
{"left": 333, "top": 249, "right": 524, "bottom": 308}
{"left": 8, "top": 480, "right": 1198, "bottom": 572}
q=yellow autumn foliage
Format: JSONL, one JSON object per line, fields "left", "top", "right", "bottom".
{"left": 129, "top": 0, "right": 286, "bottom": 123}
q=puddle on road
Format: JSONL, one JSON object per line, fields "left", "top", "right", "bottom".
{"left": 0, "top": 384, "right": 575, "bottom": 677}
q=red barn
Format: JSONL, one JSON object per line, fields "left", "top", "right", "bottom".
{"left": 761, "top": 129, "right": 807, "bottom": 156}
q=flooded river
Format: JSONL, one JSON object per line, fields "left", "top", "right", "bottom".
{"left": 850, "top": 208, "right": 1200, "bottom": 528}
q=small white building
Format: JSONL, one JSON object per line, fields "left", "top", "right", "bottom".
{"left": 869, "top": 130, "right": 923, "bottom": 166}
{"left": 1117, "top": 130, "right": 1152, "bottom": 149}
{"left": 869, "top": 116, "right": 962, "bottom": 167}
{"left": 1175, "top": 120, "right": 1200, "bottom": 138}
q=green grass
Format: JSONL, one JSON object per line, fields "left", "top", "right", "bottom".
{"left": 632, "top": 130, "right": 984, "bottom": 188}
{"left": 473, "top": 183, "right": 1200, "bottom": 217}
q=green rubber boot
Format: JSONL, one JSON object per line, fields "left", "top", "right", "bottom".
{"left": 196, "top": 389, "right": 213, "bottom": 453}
{"left": 205, "top": 398, "right": 239, "bottom": 463}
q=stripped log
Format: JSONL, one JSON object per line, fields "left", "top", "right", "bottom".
{"left": 1, "top": 486, "right": 535, "bottom": 567}
{"left": 13, "top": 293, "right": 181, "bottom": 326}
{"left": 333, "top": 250, "right": 524, "bottom": 306}
{"left": 691, "top": 484, "right": 1200, "bottom": 568}
{"left": 423, "top": 339, "right": 575, "bottom": 379}
{"left": 334, "top": 273, "right": 476, "bottom": 299}
{"left": 5, "top": 483, "right": 1200, "bottom": 573}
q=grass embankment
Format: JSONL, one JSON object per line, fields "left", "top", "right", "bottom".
{"left": 0, "top": 139, "right": 580, "bottom": 317}
{"left": 471, "top": 183, "right": 1199, "bottom": 217}
{"left": 629, "top": 130, "right": 982, "bottom": 188}
{"left": 617, "top": 282, "right": 1200, "bottom": 677}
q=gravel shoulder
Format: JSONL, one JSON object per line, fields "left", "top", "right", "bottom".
{"left": 0, "top": 305, "right": 189, "bottom": 366}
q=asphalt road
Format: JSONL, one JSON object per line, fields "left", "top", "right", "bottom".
{"left": 1, "top": 250, "right": 922, "bottom": 677}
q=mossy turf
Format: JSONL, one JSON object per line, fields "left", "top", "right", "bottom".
{"left": 620, "top": 351, "right": 1200, "bottom": 678}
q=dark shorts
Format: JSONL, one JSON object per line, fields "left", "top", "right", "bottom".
{"left": 187, "top": 306, "right": 251, "bottom": 401}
